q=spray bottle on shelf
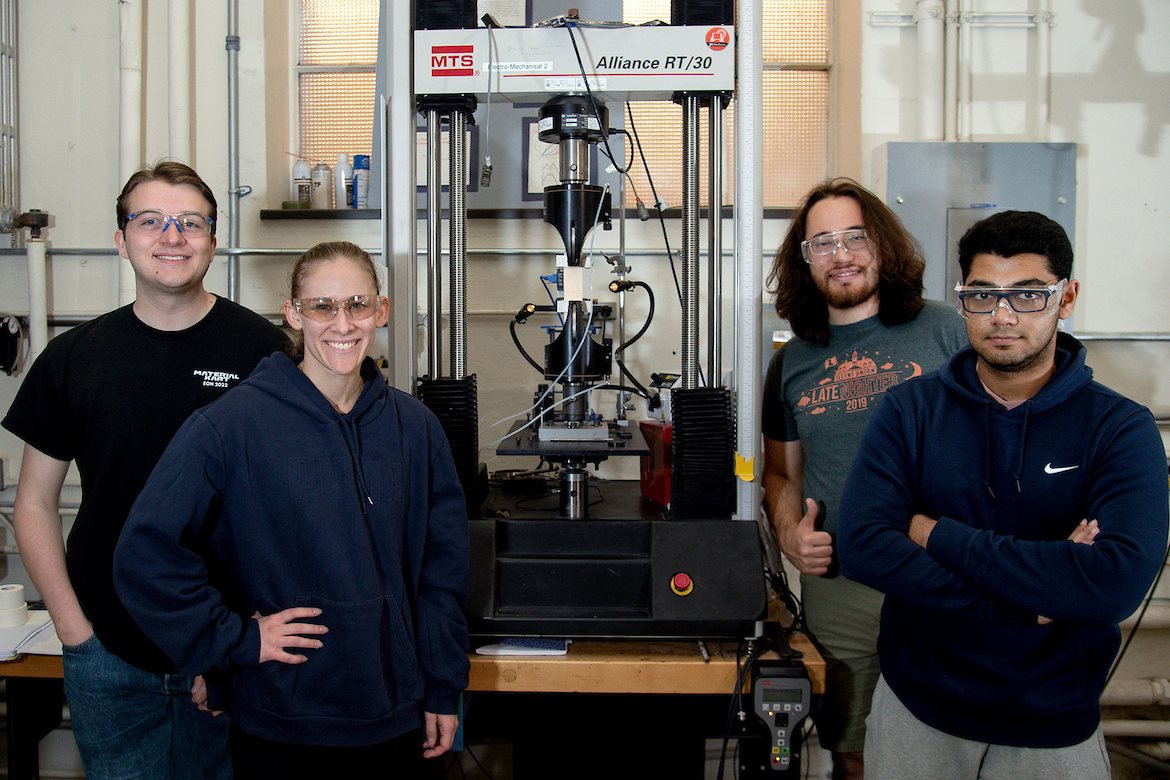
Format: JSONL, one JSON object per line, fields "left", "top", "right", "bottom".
{"left": 310, "top": 161, "right": 331, "bottom": 209}
{"left": 334, "top": 153, "right": 354, "bottom": 209}
{"left": 352, "top": 154, "right": 370, "bottom": 209}
{"left": 292, "top": 158, "right": 312, "bottom": 206}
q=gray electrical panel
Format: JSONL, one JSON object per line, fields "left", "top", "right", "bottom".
{"left": 876, "top": 142, "right": 1077, "bottom": 301}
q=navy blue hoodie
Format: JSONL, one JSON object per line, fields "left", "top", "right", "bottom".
{"left": 838, "top": 332, "right": 1168, "bottom": 748}
{"left": 115, "top": 353, "right": 470, "bottom": 747}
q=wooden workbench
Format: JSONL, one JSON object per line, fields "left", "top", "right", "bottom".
{"left": 468, "top": 634, "right": 824, "bottom": 695}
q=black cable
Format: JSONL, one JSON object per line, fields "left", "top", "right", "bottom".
{"left": 626, "top": 101, "right": 684, "bottom": 307}
{"left": 509, "top": 320, "right": 545, "bottom": 374}
{"left": 563, "top": 23, "right": 630, "bottom": 175}
{"left": 624, "top": 102, "right": 708, "bottom": 387}
{"left": 611, "top": 280, "right": 657, "bottom": 400}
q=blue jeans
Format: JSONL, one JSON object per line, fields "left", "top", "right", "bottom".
{"left": 61, "top": 634, "right": 232, "bottom": 780}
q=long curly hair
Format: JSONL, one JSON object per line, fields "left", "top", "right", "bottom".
{"left": 767, "top": 178, "right": 925, "bottom": 345}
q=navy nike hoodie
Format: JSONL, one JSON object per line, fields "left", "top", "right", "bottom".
{"left": 838, "top": 332, "right": 1168, "bottom": 747}
{"left": 115, "top": 352, "right": 470, "bottom": 747}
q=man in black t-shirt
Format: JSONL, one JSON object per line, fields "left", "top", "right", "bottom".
{"left": 2, "top": 162, "right": 288, "bottom": 779}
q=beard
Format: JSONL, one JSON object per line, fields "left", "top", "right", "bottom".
{"left": 814, "top": 271, "right": 879, "bottom": 311}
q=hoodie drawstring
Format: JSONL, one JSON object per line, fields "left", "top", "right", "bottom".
{"left": 339, "top": 416, "right": 374, "bottom": 516}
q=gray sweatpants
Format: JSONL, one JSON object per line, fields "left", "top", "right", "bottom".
{"left": 865, "top": 676, "right": 1110, "bottom": 780}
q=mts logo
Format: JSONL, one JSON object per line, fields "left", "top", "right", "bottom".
{"left": 432, "top": 45, "right": 475, "bottom": 77}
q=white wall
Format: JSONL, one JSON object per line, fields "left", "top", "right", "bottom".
{"left": 2, "top": 0, "right": 1168, "bottom": 490}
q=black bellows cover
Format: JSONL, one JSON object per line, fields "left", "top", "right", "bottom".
{"left": 671, "top": 0, "right": 734, "bottom": 26}
{"left": 415, "top": 0, "right": 477, "bottom": 30}
{"left": 670, "top": 386, "right": 735, "bottom": 520}
{"left": 416, "top": 375, "right": 481, "bottom": 515}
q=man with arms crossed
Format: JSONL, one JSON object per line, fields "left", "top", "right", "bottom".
{"left": 762, "top": 178, "right": 966, "bottom": 779}
{"left": 838, "top": 210, "right": 1168, "bottom": 779}
{"left": 2, "top": 162, "right": 289, "bottom": 778}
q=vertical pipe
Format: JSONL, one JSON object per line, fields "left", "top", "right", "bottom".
{"left": 25, "top": 238, "right": 47, "bottom": 363}
{"left": 914, "top": 0, "right": 945, "bottom": 141}
{"left": 944, "top": 0, "right": 958, "bottom": 140}
{"left": 616, "top": 162, "right": 628, "bottom": 421}
{"left": 225, "top": 0, "right": 241, "bottom": 301}
{"left": 425, "top": 110, "right": 443, "bottom": 379}
{"left": 118, "top": 0, "right": 143, "bottom": 305}
{"left": 1035, "top": 3, "right": 1051, "bottom": 140}
{"left": 707, "top": 98, "right": 724, "bottom": 386}
{"left": 169, "top": 0, "right": 191, "bottom": 162}
{"left": 735, "top": 0, "right": 763, "bottom": 522}
{"left": 0, "top": 0, "right": 18, "bottom": 214}
{"left": 958, "top": 0, "right": 972, "bottom": 140}
{"left": 448, "top": 110, "right": 467, "bottom": 379}
{"left": 680, "top": 96, "right": 701, "bottom": 390}
{"left": 385, "top": 0, "right": 417, "bottom": 391}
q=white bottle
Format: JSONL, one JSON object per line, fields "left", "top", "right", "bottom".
{"left": 292, "top": 158, "right": 312, "bottom": 205}
{"left": 334, "top": 153, "right": 354, "bottom": 209}
{"left": 310, "top": 162, "right": 331, "bottom": 209}
{"left": 352, "top": 154, "right": 370, "bottom": 209}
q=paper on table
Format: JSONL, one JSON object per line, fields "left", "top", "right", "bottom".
{"left": 0, "top": 610, "right": 59, "bottom": 660}
{"left": 475, "top": 637, "right": 571, "bottom": 656}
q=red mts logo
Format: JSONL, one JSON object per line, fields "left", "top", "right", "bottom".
{"left": 432, "top": 45, "right": 475, "bottom": 77}
{"left": 705, "top": 27, "right": 730, "bottom": 51}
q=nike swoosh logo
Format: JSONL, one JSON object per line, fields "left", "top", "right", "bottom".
{"left": 1044, "top": 463, "right": 1079, "bottom": 474}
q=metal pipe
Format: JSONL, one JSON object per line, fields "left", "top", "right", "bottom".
{"left": 425, "top": 110, "right": 443, "bottom": 379}
{"left": 1102, "top": 721, "right": 1170, "bottom": 739}
{"left": 25, "top": 237, "right": 47, "bottom": 362}
{"left": 448, "top": 110, "right": 468, "bottom": 379}
{"left": 944, "top": 0, "right": 958, "bottom": 140}
{"left": 384, "top": 0, "right": 418, "bottom": 391}
{"left": 118, "top": 0, "right": 143, "bottom": 306}
{"left": 615, "top": 164, "right": 628, "bottom": 421}
{"left": 915, "top": 0, "right": 945, "bottom": 141}
{"left": 225, "top": 0, "right": 241, "bottom": 301}
{"left": 0, "top": 0, "right": 19, "bottom": 212}
{"left": 680, "top": 95, "right": 701, "bottom": 390}
{"left": 707, "top": 98, "right": 724, "bottom": 386}
{"left": 1101, "top": 678, "right": 1170, "bottom": 708}
{"left": 735, "top": 0, "right": 764, "bottom": 523}
{"left": 958, "top": 0, "right": 972, "bottom": 140}
{"left": 169, "top": 0, "right": 191, "bottom": 161}
{"left": 1035, "top": 3, "right": 1052, "bottom": 140}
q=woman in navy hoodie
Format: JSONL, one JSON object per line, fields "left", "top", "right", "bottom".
{"left": 115, "top": 241, "right": 469, "bottom": 778}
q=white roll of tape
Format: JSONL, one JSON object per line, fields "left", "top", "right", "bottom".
{"left": 0, "top": 602, "right": 28, "bottom": 628}
{"left": 0, "top": 583, "right": 25, "bottom": 611}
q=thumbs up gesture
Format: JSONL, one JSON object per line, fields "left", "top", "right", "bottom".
{"left": 781, "top": 498, "right": 836, "bottom": 576}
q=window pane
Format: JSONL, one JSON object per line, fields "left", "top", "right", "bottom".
{"left": 764, "top": 0, "right": 828, "bottom": 63}
{"left": 728, "top": 71, "right": 830, "bottom": 207}
{"left": 299, "top": 72, "right": 376, "bottom": 164}
{"left": 621, "top": 0, "right": 830, "bottom": 209}
{"left": 299, "top": 0, "right": 379, "bottom": 66}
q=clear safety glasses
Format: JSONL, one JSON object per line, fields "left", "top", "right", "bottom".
{"left": 122, "top": 210, "right": 215, "bottom": 237}
{"left": 292, "top": 295, "right": 383, "bottom": 322}
{"left": 953, "top": 280, "right": 1067, "bottom": 318}
{"left": 800, "top": 229, "right": 870, "bottom": 263}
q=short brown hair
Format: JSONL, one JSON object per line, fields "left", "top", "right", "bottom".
{"left": 767, "top": 177, "right": 925, "bottom": 346}
{"left": 115, "top": 161, "right": 217, "bottom": 235}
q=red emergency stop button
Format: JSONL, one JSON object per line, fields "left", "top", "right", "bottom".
{"left": 670, "top": 572, "right": 694, "bottom": 596}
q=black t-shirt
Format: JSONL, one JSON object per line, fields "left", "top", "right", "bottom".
{"left": 1, "top": 298, "right": 289, "bottom": 672}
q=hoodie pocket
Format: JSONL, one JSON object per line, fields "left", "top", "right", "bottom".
{"left": 245, "top": 594, "right": 421, "bottom": 721}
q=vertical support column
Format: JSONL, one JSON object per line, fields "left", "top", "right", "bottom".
{"left": 735, "top": 0, "right": 763, "bottom": 522}
{"left": 225, "top": 0, "right": 240, "bottom": 301}
{"left": 425, "top": 109, "right": 443, "bottom": 379}
{"left": 680, "top": 95, "right": 701, "bottom": 390}
{"left": 707, "top": 98, "right": 724, "bottom": 386}
{"left": 448, "top": 110, "right": 468, "bottom": 379}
